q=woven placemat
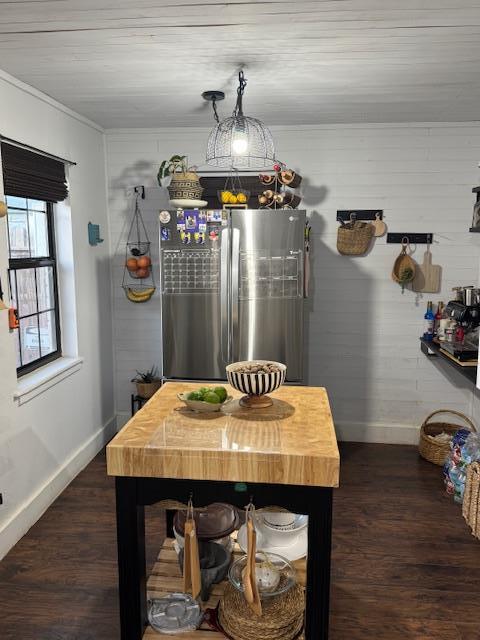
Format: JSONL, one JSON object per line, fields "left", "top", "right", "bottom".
{"left": 221, "top": 611, "right": 303, "bottom": 640}
{"left": 219, "top": 582, "right": 304, "bottom": 640}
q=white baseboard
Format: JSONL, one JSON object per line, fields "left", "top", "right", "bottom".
{"left": 335, "top": 421, "right": 420, "bottom": 445}
{"left": 116, "top": 411, "right": 419, "bottom": 445}
{"left": 0, "top": 416, "right": 117, "bottom": 560}
{"left": 116, "top": 411, "right": 131, "bottom": 430}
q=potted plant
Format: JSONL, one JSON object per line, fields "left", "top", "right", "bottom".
{"left": 132, "top": 366, "right": 162, "bottom": 399}
{"left": 157, "top": 155, "right": 187, "bottom": 188}
{"left": 157, "top": 155, "right": 203, "bottom": 201}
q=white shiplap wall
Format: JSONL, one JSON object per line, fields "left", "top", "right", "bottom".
{"left": 106, "top": 123, "right": 480, "bottom": 441}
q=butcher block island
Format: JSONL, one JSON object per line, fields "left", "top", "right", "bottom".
{"left": 107, "top": 382, "right": 340, "bottom": 640}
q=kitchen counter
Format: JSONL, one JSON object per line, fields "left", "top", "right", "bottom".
{"left": 107, "top": 382, "right": 339, "bottom": 487}
{"left": 107, "top": 382, "right": 340, "bottom": 640}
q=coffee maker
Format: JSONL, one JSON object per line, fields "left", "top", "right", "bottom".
{"left": 444, "top": 286, "right": 480, "bottom": 361}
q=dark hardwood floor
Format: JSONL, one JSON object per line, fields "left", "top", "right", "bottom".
{"left": 1, "top": 443, "right": 478, "bottom": 640}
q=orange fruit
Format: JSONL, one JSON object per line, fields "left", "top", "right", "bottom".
{"left": 136, "top": 267, "right": 149, "bottom": 278}
{"left": 126, "top": 258, "right": 138, "bottom": 271}
{"left": 137, "top": 256, "right": 151, "bottom": 268}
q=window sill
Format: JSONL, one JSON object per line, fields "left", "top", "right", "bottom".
{"left": 14, "top": 356, "right": 84, "bottom": 406}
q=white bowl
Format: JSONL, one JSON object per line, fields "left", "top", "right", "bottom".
{"left": 226, "top": 361, "right": 286, "bottom": 397}
{"left": 177, "top": 392, "right": 232, "bottom": 413}
{"left": 169, "top": 198, "right": 208, "bottom": 208}
{"left": 259, "top": 514, "right": 308, "bottom": 547}
{"left": 237, "top": 523, "right": 308, "bottom": 562}
{"left": 262, "top": 511, "right": 295, "bottom": 528}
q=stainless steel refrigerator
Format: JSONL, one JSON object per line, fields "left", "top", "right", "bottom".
{"left": 159, "top": 208, "right": 306, "bottom": 382}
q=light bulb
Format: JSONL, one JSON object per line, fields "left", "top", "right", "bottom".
{"left": 232, "top": 130, "right": 248, "bottom": 155}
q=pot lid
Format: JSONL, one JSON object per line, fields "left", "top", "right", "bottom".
{"left": 174, "top": 502, "right": 240, "bottom": 540}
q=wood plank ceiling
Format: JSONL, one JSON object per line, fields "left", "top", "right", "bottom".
{"left": 1, "top": 0, "right": 480, "bottom": 128}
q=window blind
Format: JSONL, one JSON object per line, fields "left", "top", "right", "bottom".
{"left": 1, "top": 142, "right": 68, "bottom": 203}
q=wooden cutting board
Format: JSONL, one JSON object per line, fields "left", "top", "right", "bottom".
{"left": 412, "top": 247, "right": 442, "bottom": 293}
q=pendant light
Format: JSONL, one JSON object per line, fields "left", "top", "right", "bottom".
{"left": 204, "top": 71, "right": 275, "bottom": 169}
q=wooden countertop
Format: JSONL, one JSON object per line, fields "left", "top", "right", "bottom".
{"left": 107, "top": 382, "right": 339, "bottom": 488}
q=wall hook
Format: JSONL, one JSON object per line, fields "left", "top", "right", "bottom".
{"left": 134, "top": 185, "right": 146, "bottom": 199}
{"left": 337, "top": 210, "right": 383, "bottom": 223}
{"left": 387, "top": 232, "right": 433, "bottom": 244}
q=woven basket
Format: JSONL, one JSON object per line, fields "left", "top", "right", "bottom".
{"left": 135, "top": 381, "right": 162, "bottom": 399}
{"left": 337, "top": 221, "right": 374, "bottom": 256}
{"left": 168, "top": 171, "right": 204, "bottom": 200}
{"left": 219, "top": 582, "right": 304, "bottom": 640}
{"left": 418, "top": 409, "right": 476, "bottom": 466}
{"left": 463, "top": 462, "right": 480, "bottom": 539}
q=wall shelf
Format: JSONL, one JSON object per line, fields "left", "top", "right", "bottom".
{"left": 469, "top": 227, "right": 480, "bottom": 233}
{"left": 420, "top": 337, "right": 477, "bottom": 384}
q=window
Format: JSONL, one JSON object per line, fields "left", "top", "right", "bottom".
{"left": 6, "top": 195, "right": 61, "bottom": 376}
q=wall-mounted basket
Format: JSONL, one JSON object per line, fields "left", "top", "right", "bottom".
{"left": 337, "top": 219, "right": 374, "bottom": 256}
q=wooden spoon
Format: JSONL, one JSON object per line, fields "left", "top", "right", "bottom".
{"left": 183, "top": 508, "right": 201, "bottom": 599}
{"left": 250, "top": 527, "right": 262, "bottom": 616}
{"left": 242, "top": 519, "right": 254, "bottom": 604}
{"left": 189, "top": 521, "right": 201, "bottom": 600}
{"left": 183, "top": 518, "right": 192, "bottom": 594}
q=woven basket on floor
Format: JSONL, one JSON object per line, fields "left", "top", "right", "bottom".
{"left": 418, "top": 409, "right": 476, "bottom": 466}
{"left": 463, "top": 462, "right": 480, "bottom": 540}
{"left": 219, "top": 582, "right": 304, "bottom": 640}
{"left": 337, "top": 220, "right": 374, "bottom": 256}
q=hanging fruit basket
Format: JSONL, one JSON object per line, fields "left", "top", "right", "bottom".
{"left": 122, "top": 190, "right": 156, "bottom": 303}
{"left": 127, "top": 240, "right": 150, "bottom": 257}
{"left": 218, "top": 170, "right": 250, "bottom": 207}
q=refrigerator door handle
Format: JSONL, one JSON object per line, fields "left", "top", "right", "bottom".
{"left": 220, "top": 227, "right": 230, "bottom": 363}
{"left": 231, "top": 227, "right": 240, "bottom": 363}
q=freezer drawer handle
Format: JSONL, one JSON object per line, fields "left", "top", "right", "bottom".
{"left": 221, "top": 227, "right": 230, "bottom": 363}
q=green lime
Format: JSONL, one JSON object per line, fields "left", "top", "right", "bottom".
{"left": 197, "top": 387, "right": 209, "bottom": 400}
{"left": 187, "top": 391, "right": 201, "bottom": 401}
{"left": 214, "top": 386, "right": 227, "bottom": 402}
{"left": 204, "top": 391, "right": 221, "bottom": 404}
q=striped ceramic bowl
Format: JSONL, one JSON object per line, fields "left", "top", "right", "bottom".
{"left": 226, "top": 361, "right": 286, "bottom": 397}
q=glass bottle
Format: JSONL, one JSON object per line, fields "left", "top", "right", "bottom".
{"left": 434, "top": 301, "right": 444, "bottom": 338}
{"left": 423, "top": 301, "right": 435, "bottom": 342}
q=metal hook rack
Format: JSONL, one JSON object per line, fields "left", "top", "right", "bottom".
{"left": 134, "top": 185, "right": 145, "bottom": 199}
{"left": 387, "top": 233, "right": 433, "bottom": 244}
{"left": 336, "top": 210, "right": 383, "bottom": 222}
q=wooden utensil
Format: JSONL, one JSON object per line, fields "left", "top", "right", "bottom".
{"left": 412, "top": 244, "right": 441, "bottom": 293}
{"left": 372, "top": 212, "right": 386, "bottom": 237}
{"left": 392, "top": 238, "right": 416, "bottom": 290}
{"left": 249, "top": 525, "right": 262, "bottom": 616}
{"left": 244, "top": 506, "right": 262, "bottom": 616}
{"left": 183, "top": 500, "right": 201, "bottom": 599}
{"left": 242, "top": 519, "right": 254, "bottom": 604}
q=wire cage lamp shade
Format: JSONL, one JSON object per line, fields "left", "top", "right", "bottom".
{"left": 206, "top": 115, "right": 275, "bottom": 169}
{"left": 205, "top": 71, "right": 275, "bottom": 169}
